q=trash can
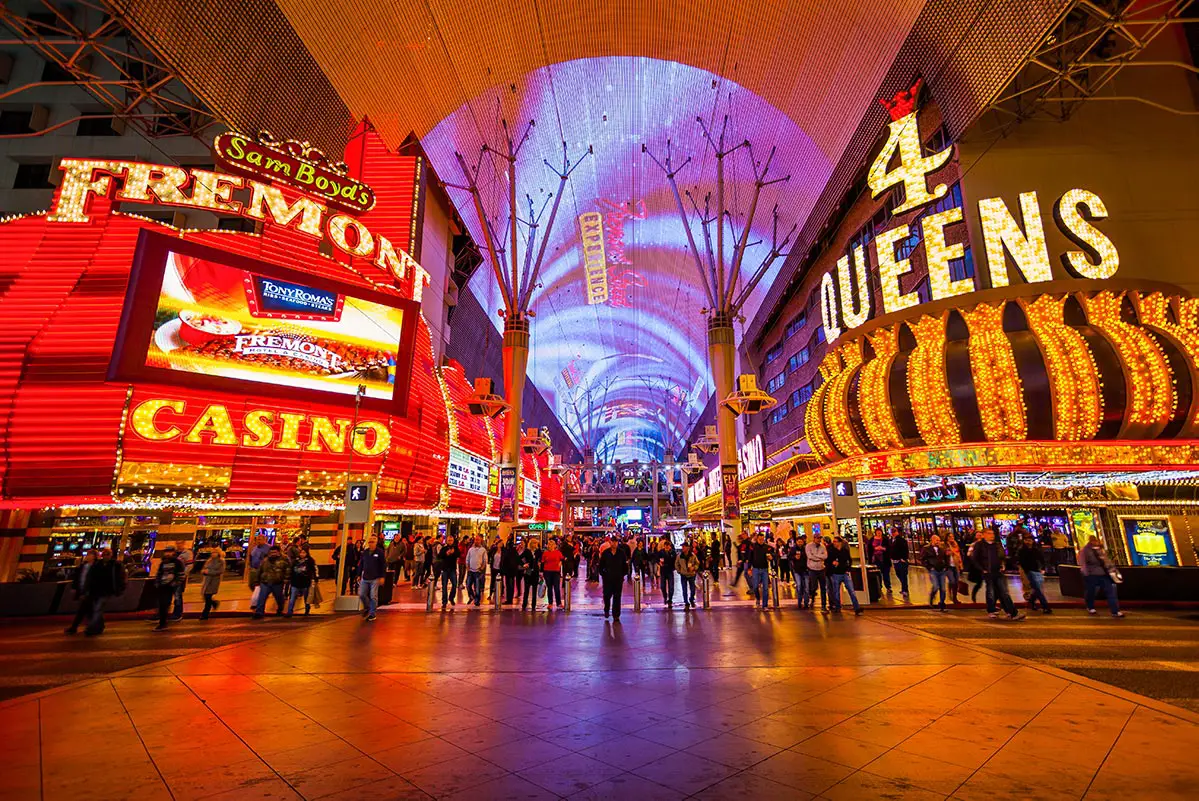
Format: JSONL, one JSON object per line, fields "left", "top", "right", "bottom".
{"left": 852, "top": 565, "right": 883, "bottom": 603}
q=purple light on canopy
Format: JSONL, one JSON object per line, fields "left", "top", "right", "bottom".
{"left": 420, "top": 57, "right": 831, "bottom": 462}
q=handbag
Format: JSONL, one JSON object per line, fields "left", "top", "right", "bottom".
{"left": 249, "top": 585, "right": 262, "bottom": 607}
{"left": 956, "top": 580, "right": 970, "bottom": 596}
{"left": 538, "top": 578, "right": 547, "bottom": 599}
{"left": 310, "top": 582, "right": 324, "bottom": 607}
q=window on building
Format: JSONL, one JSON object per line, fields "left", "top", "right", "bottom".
{"left": 788, "top": 347, "right": 810, "bottom": 373}
{"left": 785, "top": 312, "right": 806, "bottom": 338}
{"left": 768, "top": 400, "right": 790, "bottom": 427}
{"left": 766, "top": 372, "right": 786, "bottom": 393}
{"left": 12, "top": 162, "right": 52, "bottom": 189}
{"left": 764, "top": 342, "right": 783, "bottom": 365}
{"left": 812, "top": 327, "right": 825, "bottom": 347}
{"left": 806, "top": 289, "right": 819, "bottom": 311}
{"left": 893, "top": 181, "right": 964, "bottom": 262}
{"left": 76, "top": 116, "right": 118, "bottom": 136}
{"left": 925, "top": 125, "right": 951, "bottom": 153}
{"left": 0, "top": 109, "right": 34, "bottom": 135}
{"left": 950, "top": 245, "right": 974, "bottom": 282}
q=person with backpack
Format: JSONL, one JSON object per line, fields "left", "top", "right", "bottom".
{"left": 153, "top": 544, "right": 187, "bottom": 632}
{"left": 199, "top": 547, "right": 225, "bottom": 620}
{"left": 286, "top": 545, "right": 318, "bottom": 616}
{"left": 253, "top": 545, "right": 290, "bottom": 618}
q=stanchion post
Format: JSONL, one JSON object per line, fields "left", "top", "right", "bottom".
{"left": 700, "top": 572, "right": 711, "bottom": 609}
{"left": 426, "top": 575, "right": 436, "bottom": 612}
{"left": 772, "top": 571, "right": 780, "bottom": 609}
{"left": 563, "top": 575, "right": 571, "bottom": 612}
{"left": 633, "top": 574, "right": 641, "bottom": 612}
{"left": 493, "top": 575, "right": 503, "bottom": 610}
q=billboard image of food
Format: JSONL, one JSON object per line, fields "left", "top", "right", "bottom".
{"left": 145, "top": 251, "right": 405, "bottom": 400}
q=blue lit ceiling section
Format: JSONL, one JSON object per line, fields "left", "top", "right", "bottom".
{"left": 420, "top": 57, "right": 832, "bottom": 462}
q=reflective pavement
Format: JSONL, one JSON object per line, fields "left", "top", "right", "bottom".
{"left": 2, "top": 605, "right": 1197, "bottom": 800}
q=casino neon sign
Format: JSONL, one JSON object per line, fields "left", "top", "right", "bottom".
{"left": 820, "top": 79, "right": 1120, "bottom": 343}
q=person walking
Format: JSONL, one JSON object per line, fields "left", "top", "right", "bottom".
{"left": 517, "top": 539, "right": 540, "bottom": 611}
{"left": 358, "top": 535, "right": 386, "bottom": 620}
{"left": 386, "top": 535, "right": 403, "bottom": 583}
{"left": 199, "top": 547, "right": 225, "bottom": 620}
{"left": 794, "top": 533, "right": 810, "bottom": 608}
{"left": 81, "top": 549, "right": 125, "bottom": 635}
{"left": 826, "top": 535, "right": 863, "bottom": 615}
{"left": 631, "top": 539, "right": 649, "bottom": 586}
{"left": 890, "top": 527, "right": 911, "bottom": 600}
{"left": 1080, "top": 535, "right": 1125, "bottom": 618}
{"left": 676, "top": 542, "right": 700, "bottom": 608}
{"left": 598, "top": 536, "right": 631, "bottom": 620}
{"left": 488, "top": 536, "right": 503, "bottom": 600}
{"left": 253, "top": 545, "right": 289, "bottom": 618}
{"left": 971, "top": 527, "right": 1025, "bottom": 621}
{"left": 805, "top": 534, "right": 829, "bottom": 612}
{"left": 248, "top": 534, "right": 269, "bottom": 592}
{"left": 501, "top": 537, "right": 520, "bottom": 604}
{"left": 152, "top": 545, "right": 187, "bottom": 632}
{"left": 946, "top": 534, "right": 964, "bottom": 605}
{"left": 402, "top": 534, "right": 416, "bottom": 582}
{"left": 722, "top": 532, "right": 733, "bottom": 569}
{"left": 438, "top": 535, "right": 462, "bottom": 610}
{"left": 868, "top": 528, "right": 893, "bottom": 594}
{"left": 658, "top": 538, "right": 677, "bottom": 607}
{"left": 171, "top": 541, "right": 194, "bottom": 621}
{"left": 1017, "top": 531, "right": 1052, "bottom": 614}
{"left": 64, "top": 551, "right": 99, "bottom": 635}
{"left": 732, "top": 534, "right": 751, "bottom": 590}
{"left": 286, "top": 546, "right": 317, "bottom": 616}
{"left": 466, "top": 537, "right": 488, "bottom": 607}
{"left": 746, "top": 533, "right": 773, "bottom": 609}
{"left": 920, "top": 534, "right": 950, "bottom": 612}
{"left": 542, "top": 538, "right": 564, "bottom": 610}
{"left": 966, "top": 531, "right": 987, "bottom": 605}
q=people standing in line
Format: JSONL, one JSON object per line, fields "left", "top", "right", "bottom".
{"left": 805, "top": 534, "right": 829, "bottom": 612}
{"left": 152, "top": 544, "right": 187, "bottom": 632}
{"left": 920, "top": 534, "right": 950, "bottom": 612}
{"left": 659, "top": 538, "right": 677, "bottom": 607}
{"left": 286, "top": 546, "right": 317, "bottom": 616}
{"left": 437, "top": 534, "right": 462, "bottom": 610}
{"left": 889, "top": 527, "right": 911, "bottom": 600}
{"left": 172, "top": 541, "right": 194, "bottom": 622}
{"left": 946, "top": 534, "right": 964, "bottom": 605}
{"left": 541, "top": 538, "right": 564, "bottom": 610}
{"left": 64, "top": 550, "right": 99, "bottom": 635}
{"left": 825, "top": 535, "right": 863, "bottom": 615}
{"left": 357, "top": 535, "right": 387, "bottom": 621}
{"left": 253, "top": 545, "right": 290, "bottom": 619}
{"left": 794, "top": 533, "right": 810, "bottom": 608}
{"left": 971, "top": 527, "right": 1025, "bottom": 621}
{"left": 199, "top": 547, "right": 225, "bottom": 620}
{"left": 1017, "top": 531, "right": 1052, "bottom": 614}
{"left": 676, "top": 541, "right": 700, "bottom": 608}
{"left": 598, "top": 535, "right": 631, "bottom": 620}
{"left": 1079, "top": 535, "right": 1125, "bottom": 618}
{"left": 466, "top": 537, "right": 488, "bottom": 607}
{"left": 868, "top": 528, "right": 893, "bottom": 594}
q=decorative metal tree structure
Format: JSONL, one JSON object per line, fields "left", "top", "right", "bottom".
{"left": 449, "top": 123, "right": 589, "bottom": 538}
{"left": 645, "top": 118, "right": 797, "bottom": 537}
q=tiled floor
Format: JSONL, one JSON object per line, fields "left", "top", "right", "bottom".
{"left": 2, "top": 608, "right": 1196, "bottom": 800}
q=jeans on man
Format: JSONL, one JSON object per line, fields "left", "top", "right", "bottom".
{"left": 68, "top": 595, "right": 94, "bottom": 633}
{"left": 87, "top": 596, "right": 107, "bottom": 634}
{"left": 544, "top": 571, "right": 562, "bottom": 606}
{"left": 661, "top": 572, "right": 675, "bottom": 605}
{"left": 680, "top": 574, "right": 696, "bottom": 606}
{"left": 752, "top": 567, "right": 770, "bottom": 609}
{"left": 1084, "top": 574, "right": 1121, "bottom": 615}
{"left": 795, "top": 571, "right": 810, "bottom": 607}
{"left": 808, "top": 569, "right": 828, "bottom": 609}
{"left": 286, "top": 585, "right": 310, "bottom": 615}
{"left": 172, "top": 580, "right": 186, "bottom": 620}
{"left": 985, "top": 573, "right": 1016, "bottom": 616}
{"left": 522, "top": 575, "right": 539, "bottom": 610}
{"left": 467, "top": 570, "right": 485, "bottom": 605}
{"left": 256, "top": 583, "right": 284, "bottom": 616}
{"left": 894, "top": 561, "right": 910, "bottom": 595}
{"left": 877, "top": 560, "right": 893, "bottom": 591}
{"left": 157, "top": 588, "right": 173, "bottom": 627}
{"left": 602, "top": 576, "right": 624, "bottom": 618}
{"left": 928, "top": 569, "right": 947, "bottom": 609}
{"left": 1025, "top": 570, "right": 1050, "bottom": 610}
{"left": 359, "top": 577, "right": 380, "bottom": 616}
{"left": 827, "top": 573, "right": 860, "bottom": 612}
{"left": 441, "top": 569, "right": 458, "bottom": 606}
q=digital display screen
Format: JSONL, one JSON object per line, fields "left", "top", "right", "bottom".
{"left": 625, "top": 508, "right": 643, "bottom": 522}
{"left": 144, "top": 250, "right": 405, "bottom": 401}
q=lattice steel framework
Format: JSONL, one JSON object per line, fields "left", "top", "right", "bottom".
{"left": 0, "top": 0, "right": 218, "bottom": 140}
{"left": 987, "top": 0, "right": 1198, "bottom": 128}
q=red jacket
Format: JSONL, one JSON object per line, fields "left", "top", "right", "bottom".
{"left": 542, "top": 549, "right": 563, "bottom": 572}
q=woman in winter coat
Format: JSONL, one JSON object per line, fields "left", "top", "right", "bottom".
{"left": 199, "top": 548, "right": 225, "bottom": 620}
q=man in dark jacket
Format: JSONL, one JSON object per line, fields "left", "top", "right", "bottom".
{"left": 598, "top": 537, "right": 631, "bottom": 620}
{"left": 358, "top": 535, "right": 387, "bottom": 621}
{"left": 80, "top": 548, "right": 126, "bottom": 635}
{"left": 889, "top": 528, "right": 911, "bottom": 599}
{"left": 153, "top": 545, "right": 186, "bottom": 631}
{"left": 920, "top": 534, "right": 951, "bottom": 611}
{"left": 971, "top": 528, "right": 1025, "bottom": 621}
{"left": 826, "top": 535, "right": 862, "bottom": 615}
{"left": 253, "top": 545, "right": 290, "bottom": 619}
{"left": 500, "top": 538, "right": 520, "bottom": 604}
{"left": 1017, "top": 531, "right": 1052, "bottom": 613}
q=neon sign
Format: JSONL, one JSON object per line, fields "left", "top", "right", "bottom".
{"left": 214, "top": 131, "right": 376, "bottom": 213}
{"left": 820, "top": 81, "right": 1120, "bottom": 343}
{"left": 48, "top": 159, "right": 429, "bottom": 302}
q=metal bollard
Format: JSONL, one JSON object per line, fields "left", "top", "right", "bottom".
{"left": 563, "top": 576, "right": 572, "bottom": 612}
{"left": 633, "top": 574, "right": 642, "bottom": 612}
{"left": 700, "top": 572, "right": 711, "bottom": 609}
{"left": 493, "top": 575, "right": 503, "bottom": 610}
{"left": 426, "top": 575, "right": 436, "bottom": 611}
{"left": 771, "top": 571, "right": 781, "bottom": 609}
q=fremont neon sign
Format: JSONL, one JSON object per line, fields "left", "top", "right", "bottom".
{"left": 820, "top": 83, "right": 1120, "bottom": 343}
{"left": 47, "top": 158, "right": 430, "bottom": 301}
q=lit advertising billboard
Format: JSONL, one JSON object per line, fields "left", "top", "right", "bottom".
{"left": 112, "top": 232, "right": 420, "bottom": 414}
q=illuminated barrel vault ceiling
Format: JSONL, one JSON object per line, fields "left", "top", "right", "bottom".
{"left": 115, "top": 0, "right": 942, "bottom": 461}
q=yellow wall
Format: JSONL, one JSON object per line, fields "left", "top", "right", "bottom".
{"left": 957, "top": 32, "right": 1199, "bottom": 295}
